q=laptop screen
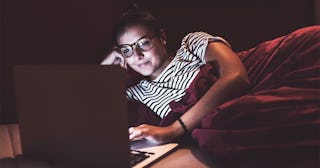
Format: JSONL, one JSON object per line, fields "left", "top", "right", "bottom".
{"left": 14, "top": 65, "right": 129, "bottom": 167}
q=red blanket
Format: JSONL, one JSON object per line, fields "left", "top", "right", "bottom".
{"left": 128, "top": 26, "right": 320, "bottom": 167}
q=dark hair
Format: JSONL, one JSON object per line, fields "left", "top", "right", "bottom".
{"left": 112, "top": 8, "right": 163, "bottom": 44}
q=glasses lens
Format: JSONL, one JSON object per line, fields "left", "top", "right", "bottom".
{"left": 138, "top": 38, "right": 154, "bottom": 51}
{"left": 117, "top": 36, "right": 155, "bottom": 58}
{"left": 119, "top": 45, "right": 132, "bottom": 57}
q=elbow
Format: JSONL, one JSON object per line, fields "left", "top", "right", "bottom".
{"left": 223, "top": 71, "right": 250, "bottom": 96}
{"left": 233, "top": 72, "right": 250, "bottom": 93}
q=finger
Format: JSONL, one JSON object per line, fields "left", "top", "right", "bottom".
{"left": 119, "top": 57, "right": 127, "bottom": 69}
{"left": 129, "top": 129, "right": 144, "bottom": 140}
{"left": 113, "top": 56, "right": 122, "bottom": 64}
{"left": 120, "top": 61, "right": 127, "bottom": 69}
{"left": 129, "top": 131, "right": 142, "bottom": 140}
{"left": 128, "top": 127, "right": 135, "bottom": 134}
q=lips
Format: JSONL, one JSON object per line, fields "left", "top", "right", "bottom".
{"left": 137, "top": 61, "right": 150, "bottom": 67}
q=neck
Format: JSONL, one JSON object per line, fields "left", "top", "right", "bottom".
{"left": 149, "top": 58, "right": 172, "bottom": 80}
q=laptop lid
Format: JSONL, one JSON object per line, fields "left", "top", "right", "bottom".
{"left": 14, "top": 65, "right": 129, "bottom": 167}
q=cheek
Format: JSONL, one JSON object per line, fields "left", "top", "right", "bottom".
{"left": 124, "top": 59, "right": 143, "bottom": 73}
{"left": 123, "top": 59, "right": 135, "bottom": 70}
{"left": 150, "top": 49, "right": 165, "bottom": 64}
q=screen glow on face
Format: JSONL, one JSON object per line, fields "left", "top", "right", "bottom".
{"left": 116, "top": 35, "right": 155, "bottom": 58}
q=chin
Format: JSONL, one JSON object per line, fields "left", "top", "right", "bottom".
{"left": 140, "top": 71, "right": 152, "bottom": 77}
{"left": 135, "top": 68, "right": 153, "bottom": 77}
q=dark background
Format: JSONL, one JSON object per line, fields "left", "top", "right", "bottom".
{"left": 0, "top": 0, "right": 319, "bottom": 124}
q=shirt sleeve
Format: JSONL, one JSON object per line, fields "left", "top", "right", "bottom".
{"left": 181, "top": 32, "right": 231, "bottom": 63}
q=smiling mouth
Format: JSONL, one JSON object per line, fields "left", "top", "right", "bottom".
{"left": 138, "top": 61, "right": 149, "bottom": 67}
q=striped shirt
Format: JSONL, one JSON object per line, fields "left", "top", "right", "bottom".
{"left": 127, "top": 32, "right": 230, "bottom": 118}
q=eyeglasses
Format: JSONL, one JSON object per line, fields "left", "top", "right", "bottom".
{"left": 115, "top": 35, "right": 155, "bottom": 58}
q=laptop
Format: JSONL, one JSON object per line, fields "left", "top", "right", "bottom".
{"left": 13, "top": 65, "right": 178, "bottom": 168}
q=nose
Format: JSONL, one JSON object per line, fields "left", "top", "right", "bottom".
{"left": 132, "top": 46, "right": 144, "bottom": 59}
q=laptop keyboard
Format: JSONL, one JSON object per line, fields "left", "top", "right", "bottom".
{"left": 130, "top": 149, "right": 154, "bottom": 167}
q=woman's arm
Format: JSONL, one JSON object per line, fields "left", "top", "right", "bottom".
{"left": 171, "top": 42, "right": 250, "bottom": 136}
{"left": 100, "top": 49, "right": 127, "bottom": 69}
{"left": 129, "top": 42, "right": 250, "bottom": 142}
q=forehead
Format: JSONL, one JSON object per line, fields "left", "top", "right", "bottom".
{"left": 118, "top": 25, "right": 152, "bottom": 44}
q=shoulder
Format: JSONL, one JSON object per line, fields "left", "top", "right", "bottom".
{"left": 181, "top": 31, "right": 231, "bottom": 48}
{"left": 182, "top": 32, "right": 213, "bottom": 42}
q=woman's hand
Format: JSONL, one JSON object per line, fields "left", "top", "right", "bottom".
{"left": 128, "top": 123, "right": 182, "bottom": 143}
{"left": 100, "top": 49, "right": 127, "bottom": 69}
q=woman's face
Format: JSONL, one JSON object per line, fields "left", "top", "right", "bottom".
{"left": 117, "top": 25, "right": 169, "bottom": 80}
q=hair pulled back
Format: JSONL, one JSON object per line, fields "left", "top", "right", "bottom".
{"left": 112, "top": 7, "right": 163, "bottom": 44}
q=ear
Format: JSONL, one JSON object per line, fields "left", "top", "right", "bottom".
{"left": 159, "top": 28, "right": 167, "bottom": 45}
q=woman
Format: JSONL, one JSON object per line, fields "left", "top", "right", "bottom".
{"left": 101, "top": 9, "right": 250, "bottom": 143}
{"left": 103, "top": 8, "right": 320, "bottom": 167}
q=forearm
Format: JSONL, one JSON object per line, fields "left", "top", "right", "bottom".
{"left": 171, "top": 73, "right": 250, "bottom": 136}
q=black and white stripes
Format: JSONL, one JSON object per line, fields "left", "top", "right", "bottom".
{"left": 127, "top": 32, "right": 230, "bottom": 118}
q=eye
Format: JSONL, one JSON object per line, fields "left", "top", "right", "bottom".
{"left": 140, "top": 39, "right": 151, "bottom": 45}
{"left": 123, "top": 49, "right": 129, "bottom": 53}
{"left": 120, "top": 46, "right": 131, "bottom": 54}
{"left": 138, "top": 38, "right": 153, "bottom": 50}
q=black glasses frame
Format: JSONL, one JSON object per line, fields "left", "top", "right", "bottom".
{"left": 114, "top": 35, "right": 156, "bottom": 58}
